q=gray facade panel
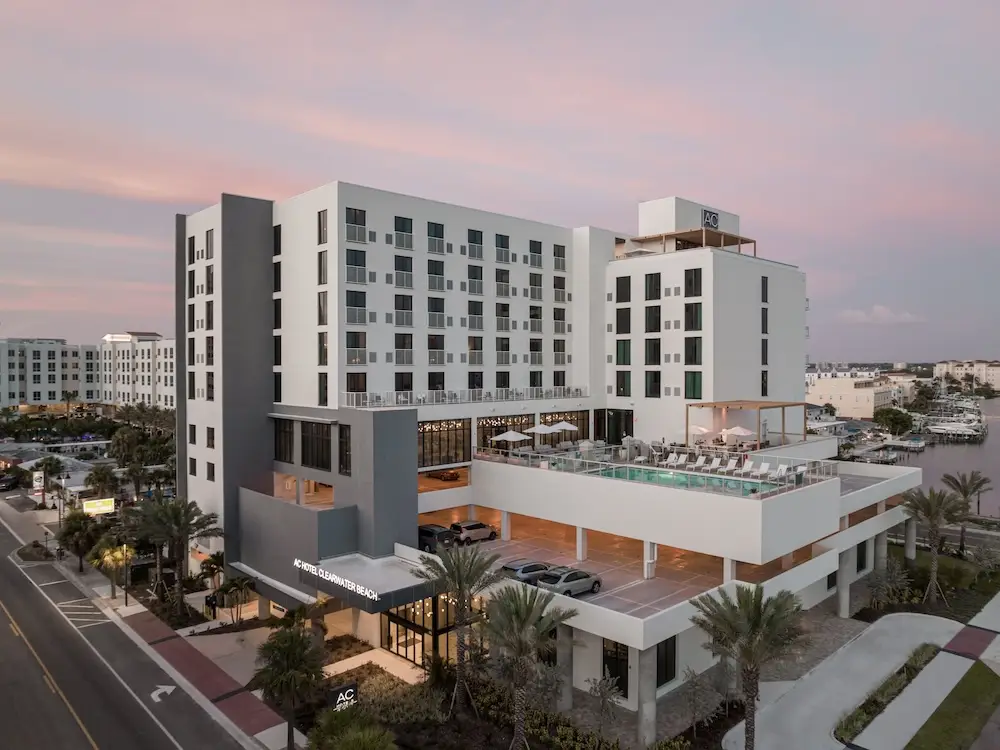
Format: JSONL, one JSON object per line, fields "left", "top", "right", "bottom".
{"left": 317, "top": 506, "right": 359, "bottom": 559}
{"left": 370, "top": 410, "right": 419, "bottom": 555}
{"left": 174, "top": 214, "right": 189, "bottom": 503}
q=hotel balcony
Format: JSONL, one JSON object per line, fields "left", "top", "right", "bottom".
{"left": 340, "top": 385, "right": 589, "bottom": 408}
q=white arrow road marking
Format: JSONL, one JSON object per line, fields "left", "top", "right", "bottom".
{"left": 150, "top": 685, "right": 176, "bottom": 703}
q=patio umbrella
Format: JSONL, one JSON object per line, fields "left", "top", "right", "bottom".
{"left": 490, "top": 430, "right": 531, "bottom": 443}
{"left": 722, "top": 426, "right": 755, "bottom": 437}
{"left": 688, "top": 425, "right": 712, "bottom": 435}
{"left": 549, "top": 421, "right": 579, "bottom": 432}
{"left": 525, "top": 424, "right": 560, "bottom": 435}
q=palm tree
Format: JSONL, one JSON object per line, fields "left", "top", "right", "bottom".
{"left": 218, "top": 576, "right": 255, "bottom": 624}
{"left": 199, "top": 550, "right": 225, "bottom": 589}
{"left": 85, "top": 464, "right": 120, "bottom": 499}
{"left": 250, "top": 627, "right": 325, "bottom": 750}
{"left": 61, "top": 390, "right": 78, "bottom": 418}
{"left": 942, "top": 471, "right": 994, "bottom": 555}
{"left": 903, "top": 488, "right": 968, "bottom": 603}
{"left": 88, "top": 537, "right": 134, "bottom": 599}
{"left": 56, "top": 508, "right": 99, "bottom": 572}
{"left": 34, "top": 455, "right": 64, "bottom": 508}
{"left": 109, "top": 426, "right": 140, "bottom": 467}
{"left": 123, "top": 462, "right": 149, "bottom": 501}
{"left": 415, "top": 544, "right": 502, "bottom": 715}
{"left": 129, "top": 494, "right": 173, "bottom": 599}
{"left": 160, "top": 498, "right": 223, "bottom": 616}
{"left": 485, "top": 586, "right": 576, "bottom": 750}
{"left": 691, "top": 585, "right": 805, "bottom": 750}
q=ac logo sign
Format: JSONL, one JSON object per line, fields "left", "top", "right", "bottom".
{"left": 701, "top": 209, "right": 720, "bottom": 230}
{"left": 331, "top": 681, "right": 358, "bottom": 712}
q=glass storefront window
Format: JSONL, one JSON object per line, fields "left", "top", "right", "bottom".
{"left": 417, "top": 419, "right": 471, "bottom": 468}
{"left": 602, "top": 638, "right": 630, "bottom": 699}
{"left": 476, "top": 414, "right": 535, "bottom": 447}
{"left": 381, "top": 594, "right": 487, "bottom": 668}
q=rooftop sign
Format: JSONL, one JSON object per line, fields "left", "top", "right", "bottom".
{"left": 293, "top": 558, "right": 380, "bottom": 602}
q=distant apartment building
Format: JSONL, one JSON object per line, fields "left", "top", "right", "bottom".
{"left": 100, "top": 332, "right": 177, "bottom": 408}
{"left": 805, "top": 363, "right": 882, "bottom": 388}
{"left": 806, "top": 375, "right": 894, "bottom": 419}
{"left": 0, "top": 338, "right": 100, "bottom": 409}
{"left": 933, "top": 360, "right": 1000, "bottom": 387}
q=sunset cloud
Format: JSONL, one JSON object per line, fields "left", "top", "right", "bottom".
{"left": 837, "top": 306, "right": 926, "bottom": 326}
{"left": 0, "top": 220, "right": 167, "bottom": 251}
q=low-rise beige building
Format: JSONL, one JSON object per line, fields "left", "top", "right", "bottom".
{"left": 934, "top": 360, "right": 1000, "bottom": 387}
{"left": 806, "top": 376, "right": 894, "bottom": 419}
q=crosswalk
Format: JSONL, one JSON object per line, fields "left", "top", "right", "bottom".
{"left": 54, "top": 596, "right": 109, "bottom": 629}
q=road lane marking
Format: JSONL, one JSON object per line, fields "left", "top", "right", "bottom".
{"left": 39, "top": 579, "right": 72, "bottom": 587}
{"left": 9, "top": 621, "right": 19, "bottom": 637}
{"left": 0, "top": 597, "right": 99, "bottom": 750}
{"left": 43, "top": 674, "right": 56, "bottom": 694}
{"left": 76, "top": 620, "right": 112, "bottom": 629}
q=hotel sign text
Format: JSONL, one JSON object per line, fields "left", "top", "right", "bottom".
{"left": 293, "top": 558, "right": 380, "bottom": 602}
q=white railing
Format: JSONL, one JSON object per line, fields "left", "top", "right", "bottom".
{"left": 496, "top": 352, "right": 511, "bottom": 365}
{"left": 529, "top": 353, "right": 543, "bottom": 365}
{"left": 395, "top": 310, "right": 413, "bottom": 327}
{"left": 428, "top": 312, "right": 446, "bottom": 328}
{"left": 428, "top": 351, "right": 446, "bottom": 366}
{"left": 468, "top": 351, "right": 483, "bottom": 365}
{"left": 496, "top": 247, "right": 510, "bottom": 264}
{"left": 529, "top": 319, "right": 542, "bottom": 333}
{"left": 428, "top": 237, "right": 445, "bottom": 254}
{"left": 395, "top": 271, "right": 413, "bottom": 289}
{"left": 340, "top": 385, "right": 590, "bottom": 408}
{"left": 554, "top": 321, "right": 567, "bottom": 334}
{"left": 554, "top": 257, "right": 566, "bottom": 271}
{"left": 395, "top": 349, "right": 414, "bottom": 365}
{"left": 468, "top": 279, "right": 483, "bottom": 295}
{"left": 346, "top": 224, "right": 367, "bottom": 243}
{"left": 468, "top": 243, "right": 484, "bottom": 259}
{"left": 554, "top": 353, "right": 567, "bottom": 365}
{"left": 529, "top": 287, "right": 543, "bottom": 300}
{"left": 529, "top": 254, "right": 542, "bottom": 268}
{"left": 496, "top": 317, "right": 511, "bottom": 331}
{"left": 428, "top": 275, "right": 446, "bottom": 291}
{"left": 395, "top": 232, "right": 413, "bottom": 250}
{"left": 345, "top": 307, "right": 367, "bottom": 325}
{"left": 345, "top": 348, "right": 367, "bottom": 365}
{"left": 496, "top": 282, "right": 510, "bottom": 297}
{"left": 468, "top": 315, "right": 484, "bottom": 330}
{"left": 554, "top": 289, "right": 567, "bottom": 303}
{"left": 345, "top": 265, "right": 367, "bottom": 284}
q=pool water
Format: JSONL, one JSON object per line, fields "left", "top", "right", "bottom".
{"left": 595, "top": 465, "right": 779, "bottom": 495}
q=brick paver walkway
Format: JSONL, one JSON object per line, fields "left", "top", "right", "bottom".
{"left": 944, "top": 625, "right": 997, "bottom": 660}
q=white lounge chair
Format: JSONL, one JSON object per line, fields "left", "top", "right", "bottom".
{"left": 768, "top": 464, "right": 788, "bottom": 481}
{"left": 719, "top": 458, "right": 739, "bottom": 474}
{"left": 736, "top": 461, "right": 756, "bottom": 477}
{"left": 700, "top": 457, "right": 721, "bottom": 472}
{"left": 750, "top": 462, "right": 771, "bottom": 478}
{"left": 686, "top": 455, "right": 706, "bottom": 470}
{"left": 658, "top": 452, "right": 679, "bottom": 467}
{"left": 666, "top": 453, "right": 685, "bottom": 468}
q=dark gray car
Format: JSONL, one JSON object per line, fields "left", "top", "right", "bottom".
{"left": 418, "top": 524, "right": 456, "bottom": 553}
{"left": 536, "top": 566, "right": 602, "bottom": 597}
{"left": 499, "top": 559, "right": 551, "bottom": 585}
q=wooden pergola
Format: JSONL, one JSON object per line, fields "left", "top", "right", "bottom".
{"left": 630, "top": 227, "right": 758, "bottom": 256}
{"left": 685, "top": 400, "right": 810, "bottom": 449}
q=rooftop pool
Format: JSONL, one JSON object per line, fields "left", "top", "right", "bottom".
{"left": 594, "top": 465, "right": 780, "bottom": 496}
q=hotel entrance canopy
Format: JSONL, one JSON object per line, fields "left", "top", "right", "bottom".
{"left": 686, "top": 400, "right": 809, "bottom": 449}
{"left": 293, "top": 552, "right": 434, "bottom": 614}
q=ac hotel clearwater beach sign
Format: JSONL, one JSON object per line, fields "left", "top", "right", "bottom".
{"left": 293, "top": 558, "right": 380, "bottom": 602}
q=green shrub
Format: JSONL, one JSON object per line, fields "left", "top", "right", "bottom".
{"left": 868, "top": 672, "right": 908, "bottom": 709}
{"left": 905, "top": 644, "right": 939, "bottom": 673}
{"left": 356, "top": 672, "right": 445, "bottom": 726}
{"left": 835, "top": 708, "right": 872, "bottom": 742}
{"left": 648, "top": 738, "right": 692, "bottom": 750}
{"left": 307, "top": 706, "right": 375, "bottom": 749}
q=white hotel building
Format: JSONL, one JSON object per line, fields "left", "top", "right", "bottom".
{"left": 176, "top": 185, "right": 921, "bottom": 745}
{"left": 99, "top": 332, "right": 177, "bottom": 409}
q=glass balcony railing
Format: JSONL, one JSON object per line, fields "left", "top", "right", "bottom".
{"left": 341, "top": 385, "right": 589, "bottom": 408}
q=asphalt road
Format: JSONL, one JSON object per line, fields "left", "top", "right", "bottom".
{"left": 0, "top": 522, "right": 245, "bottom": 750}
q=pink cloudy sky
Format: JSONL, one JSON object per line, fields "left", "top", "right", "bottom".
{"left": 1, "top": 1, "right": 997, "bottom": 360}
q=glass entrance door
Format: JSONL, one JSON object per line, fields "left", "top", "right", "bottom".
{"left": 381, "top": 614, "right": 426, "bottom": 666}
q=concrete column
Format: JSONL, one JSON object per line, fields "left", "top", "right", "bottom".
{"left": 837, "top": 550, "right": 851, "bottom": 618}
{"left": 576, "top": 527, "right": 587, "bottom": 561}
{"left": 257, "top": 596, "right": 270, "bottom": 619}
{"left": 723, "top": 558, "right": 738, "bottom": 583}
{"left": 501, "top": 510, "right": 511, "bottom": 541}
{"left": 467, "top": 504, "right": 476, "bottom": 521}
{"left": 556, "top": 624, "right": 573, "bottom": 712}
{"left": 875, "top": 532, "right": 888, "bottom": 572}
{"left": 839, "top": 515, "right": 849, "bottom": 531}
{"left": 295, "top": 477, "right": 303, "bottom": 505}
{"left": 637, "top": 645, "right": 657, "bottom": 747}
{"left": 904, "top": 518, "right": 917, "bottom": 560}
{"left": 877, "top": 500, "right": 886, "bottom": 514}
{"left": 643, "top": 541, "right": 657, "bottom": 580}
{"left": 781, "top": 553, "right": 795, "bottom": 570}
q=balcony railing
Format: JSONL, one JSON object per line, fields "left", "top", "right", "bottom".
{"left": 395, "top": 232, "right": 413, "bottom": 250}
{"left": 395, "top": 271, "right": 413, "bottom": 289}
{"left": 395, "top": 310, "right": 413, "bottom": 327}
{"left": 428, "top": 350, "right": 446, "bottom": 366}
{"left": 468, "top": 315, "right": 484, "bottom": 330}
{"left": 554, "top": 352, "right": 567, "bottom": 365}
{"left": 496, "top": 247, "right": 510, "bottom": 264}
{"left": 468, "top": 279, "right": 483, "bottom": 295}
{"left": 529, "top": 319, "right": 542, "bottom": 333}
{"left": 345, "top": 307, "right": 367, "bottom": 325}
{"left": 554, "top": 321, "right": 567, "bottom": 334}
{"left": 554, "top": 257, "right": 566, "bottom": 271}
{"left": 345, "top": 265, "right": 367, "bottom": 284}
{"left": 496, "top": 282, "right": 510, "bottom": 297}
{"left": 529, "top": 254, "right": 542, "bottom": 268}
{"left": 529, "top": 286, "right": 543, "bottom": 300}
{"left": 346, "top": 224, "right": 367, "bottom": 243}
{"left": 496, "top": 317, "right": 511, "bottom": 332}
{"left": 554, "top": 290, "right": 567, "bottom": 303}
{"left": 428, "top": 275, "right": 446, "bottom": 291}
{"left": 468, "top": 243, "right": 484, "bottom": 260}
{"left": 346, "top": 348, "right": 367, "bottom": 365}
{"left": 528, "top": 353, "right": 543, "bottom": 365}
{"left": 428, "top": 237, "right": 445, "bottom": 254}
{"left": 428, "top": 312, "right": 446, "bottom": 328}
{"left": 395, "top": 349, "right": 413, "bottom": 365}
{"left": 468, "top": 351, "right": 483, "bottom": 365}
{"left": 340, "top": 385, "right": 590, "bottom": 408}
{"left": 496, "top": 352, "right": 511, "bottom": 365}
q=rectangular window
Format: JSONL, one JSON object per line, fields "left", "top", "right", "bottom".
{"left": 684, "top": 268, "right": 702, "bottom": 297}
{"left": 761, "top": 275, "right": 769, "bottom": 303}
{"left": 205, "top": 300, "right": 214, "bottom": 330}
{"left": 856, "top": 541, "right": 868, "bottom": 572}
{"left": 346, "top": 207, "right": 366, "bottom": 227}
{"left": 762, "top": 338, "right": 769, "bottom": 366}
{"left": 189, "top": 457, "right": 196, "bottom": 477}
{"left": 684, "top": 302, "right": 702, "bottom": 331}
{"left": 468, "top": 229, "right": 483, "bottom": 245}
{"left": 684, "top": 337, "right": 702, "bottom": 366}
{"left": 205, "top": 264, "right": 214, "bottom": 295}
{"left": 345, "top": 372, "right": 366, "bottom": 393}
{"left": 206, "top": 228, "right": 214, "bottom": 259}
{"left": 656, "top": 637, "right": 677, "bottom": 687}
{"left": 272, "top": 261, "right": 282, "bottom": 292}
{"left": 428, "top": 372, "right": 445, "bottom": 391}
{"left": 615, "top": 308, "right": 631, "bottom": 334}
{"left": 645, "top": 305, "right": 661, "bottom": 333}
{"left": 602, "top": 640, "right": 629, "bottom": 700}
{"left": 273, "top": 371, "right": 282, "bottom": 402}
{"left": 273, "top": 335, "right": 282, "bottom": 366}
{"left": 685, "top": 371, "right": 702, "bottom": 400}
{"left": 187, "top": 304, "right": 195, "bottom": 333}
{"left": 318, "top": 291, "right": 328, "bottom": 325}
{"left": 318, "top": 331, "right": 328, "bottom": 366}
{"left": 339, "top": 425, "right": 352, "bottom": 476}
{"left": 318, "top": 250, "right": 328, "bottom": 284}
{"left": 188, "top": 371, "right": 195, "bottom": 399}
{"left": 645, "top": 338, "right": 661, "bottom": 366}
{"left": 206, "top": 427, "right": 215, "bottom": 449}
{"left": 395, "top": 372, "right": 413, "bottom": 392}
{"left": 318, "top": 209, "right": 328, "bottom": 244}
{"left": 273, "top": 224, "right": 282, "bottom": 256}
{"left": 206, "top": 371, "right": 214, "bottom": 401}
{"left": 616, "top": 371, "right": 631, "bottom": 397}
{"left": 761, "top": 307, "right": 769, "bottom": 334}
{"left": 645, "top": 371, "right": 661, "bottom": 398}
{"left": 273, "top": 298, "right": 281, "bottom": 329}
{"left": 187, "top": 269, "right": 195, "bottom": 299}
{"left": 616, "top": 340, "right": 631, "bottom": 366}
{"left": 645, "top": 272, "right": 661, "bottom": 301}
{"left": 761, "top": 370, "right": 768, "bottom": 397}
{"left": 188, "top": 424, "right": 196, "bottom": 445}
{"left": 206, "top": 462, "right": 215, "bottom": 482}
{"left": 187, "top": 236, "right": 195, "bottom": 264}
{"left": 827, "top": 571, "right": 838, "bottom": 590}
{"left": 301, "top": 422, "right": 332, "bottom": 471}
{"left": 187, "top": 337, "right": 195, "bottom": 364}
{"left": 615, "top": 276, "right": 631, "bottom": 303}
{"left": 553, "top": 370, "right": 566, "bottom": 387}
{"left": 318, "top": 372, "right": 328, "bottom": 406}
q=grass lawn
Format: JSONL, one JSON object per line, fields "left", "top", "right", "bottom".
{"left": 906, "top": 661, "right": 1000, "bottom": 750}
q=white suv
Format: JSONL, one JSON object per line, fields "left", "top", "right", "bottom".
{"left": 449, "top": 520, "right": 497, "bottom": 545}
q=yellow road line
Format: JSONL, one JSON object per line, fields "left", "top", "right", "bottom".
{"left": 9, "top": 621, "right": 19, "bottom": 637}
{"left": 0, "top": 597, "right": 99, "bottom": 749}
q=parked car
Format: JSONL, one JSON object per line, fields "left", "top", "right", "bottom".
{"left": 536, "top": 566, "right": 602, "bottom": 597}
{"left": 450, "top": 520, "right": 497, "bottom": 545}
{"left": 0, "top": 474, "right": 19, "bottom": 491}
{"left": 418, "top": 524, "right": 456, "bottom": 553}
{"left": 500, "top": 558, "right": 551, "bottom": 584}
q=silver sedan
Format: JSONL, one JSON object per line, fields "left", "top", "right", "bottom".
{"left": 536, "top": 566, "right": 602, "bottom": 597}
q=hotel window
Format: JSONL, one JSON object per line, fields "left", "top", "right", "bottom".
{"left": 685, "top": 371, "right": 702, "bottom": 400}
{"left": 616, "top": 371, "right": 631, "bottom": 397}
{"left": 468, "top": 371, "right": 483, "bottom": 390}
{"left": 346, "top": 207, "right": 366, "bottom": 238}
{"left": 187, "top": 236, "right": 195, "bottom": 264}
{"left": 206, "top": 371, "right": 214, "bottom": 401}
{"left": 553, "top": 243, "right": 566, "bottom": 271}
{"left": 645, "top": 305, "right": 661, "bottom": 333}
{"left": 395, "top": 216, "right": 414, "bottom": 249}
{"left": 615, "top": 308, "right": 631, "bottom": 335}
{"left": 317, "top": 209, "right": 328, "bottom": 244}
{"left": 615, "top": 276, "right": 631, "bottom": 303}
{"left": 645, "top": 338, "right": 660, "bottom": 366}
{"left": 188, "top": 424, "right": 196, "bottom": 445}
{"left": 318, "top": 291, "right": 328, "bottom": 325}
{"left": 205, "top": 300, "right": 214, "bottom": 330}
{"left": 206, "top": 228, "right": 214, "bottom": 259}
{"left": 206, "top": 264, "right": 214, "bottom": 294}
{"left": 684, "top": 302, "right": 702, "bottom": 331}
{"left": 417, "top": 419, "right": 472, "bottom": 468}
{"left": 684, "top": 268, "right": 702, "bottom": 297}
{"left": 187, "top": 269, "right": 195, "bottom": 299}
{"left": 529, "top": 371, "right": 542, "bottom": 388}
{"left": 318, "top": 249, "right": 329, "bottom": 285}
{"left": 616, "top": 340, "right": 631, "bottom": 366}
{"left": 645, "top": 272, "right": 661, "bottom": 301}
{"left": 395, "top": 372, "right": 413, "bottom": 392}
{"left": 272, "top": 261, "right": 282, "bottom": 292}
{"left": 318, "top": 331, "right": 329, "bottom": 366}
{"left": 273, "top": 372, "right": 282, "bottom": 402}
{"left": 528, "top": 239, "right": 542, "bottom": 267}
{"left": 761, "top": 307, "right": 769, "bottom": 334}
{"left": 761, "top": 370, "right": 768, "bottom": 397}
{"left": 273, "top": 224, "right": 282, "bottom": 256}
{"left": 602, "top": 640, "right": 629, "bottom": 700}
{"left": 188, "top": 337, "right": 195, "bottom": 364}
{"left": 338, "top": 425, "right": 352, "bottom": 476}
{"left": 427, "top": 221, "right": 445, "bottom": 254}
{"left": 187, "top": 304, "right": 195, "bottom": 333}
{"left": 428, "top": 372, "right": 445, "bottom": 391}
{"left": 273, "top": 335, "right": 282, "bottom": 366}
{"left": 827, "top": 571, "right": 837, "bottom": 590}
{"left": 301, "top": 422, "right": 332, "bottom": 471}
{"left": 468, "top": 229, "right": 484, "bottom": 259}
{"left": 762, "top": 338, "right": 769, "bottom": 366}
{"left": 496, "top": 371, "right": 510, "bottom": 389}
{"left": 553, "top": 371, "right": 566, "bottom": 387}
{"left": 206, "top": 463, "right": 215, "bottom": 482}
{"left": 645, "top": 371, "right": 661, "bottom": 398}
{"left": 273, "top": 298, "right": 281, "bottom": 329}
{"left": 684, "top": 337, "right": 702, "bottom": 366}
{"left": 656, "top": 636, "right": 677, "bottom": 687}
{"left": 189, "top": 458, "right": 196, "bottom": 477}
{"left": 346, "top": 372, "right": 366, "bottom": 393}
{"left": 206, "top": 427, "right": 215, "bottom": 449}
{"left": 187, "top": 372, "right": 195, "bottom": 399}
{"left": 856, "top": 541, "right": 868, "bottom": 572}
{"left": 761, "top": 275, "right": 769, "bottom": 303}
{"left": 318, "top": 372, "right": 328, "bottom": 406}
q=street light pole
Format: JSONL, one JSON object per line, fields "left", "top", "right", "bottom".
{"left": 122, "top": 543, "right": 129, "bottom": 606}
